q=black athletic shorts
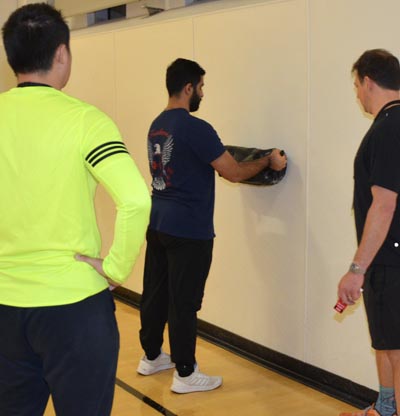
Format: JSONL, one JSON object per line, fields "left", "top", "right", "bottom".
{"left": 363, "top": 265, "right": 400, "bottom": 350}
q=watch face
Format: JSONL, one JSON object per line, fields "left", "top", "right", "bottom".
{"left": 350, "top": 263, "right": 365, "bottom": 274}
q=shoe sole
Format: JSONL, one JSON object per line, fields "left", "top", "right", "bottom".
{"left": 137, "top": 363, "right": 175, "bottom": 376}
{"left": 171, "top": 381, "right": 222, "bottom": 394}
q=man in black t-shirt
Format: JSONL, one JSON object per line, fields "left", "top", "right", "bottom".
{"left": 338, "top": 50, "right": 400, "bottom": 416}
{"left": 137, "top": 58, "right": 287, "bottom": 394}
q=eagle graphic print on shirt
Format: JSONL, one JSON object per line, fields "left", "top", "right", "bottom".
{"left": 148, "top": 128, "right": 174, "bottom": 191}
{"left": 147, "top": 108, "right": 226, "bottom": 239}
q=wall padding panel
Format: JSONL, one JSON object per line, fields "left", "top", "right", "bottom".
{"left": 114, "top": 20, "right": 194, "bottom": 291}
{"left": 48, "top": 0, "right": 400, "bottom": 390}
{"left": 193, "top": 0, "right": 308, "bottom": 359}
{"left": 307, "top": 0, "right": 400, "bottom": 389}
{"left": 0, "top": 0, "right": 18, "bottom": 92}
{"left": 65, "top": 32, "right": 118, "bottom": 261}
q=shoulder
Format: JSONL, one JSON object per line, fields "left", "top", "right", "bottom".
{"left": 368, "top": 110, "right": 400, "bottom": 141}
{"left": 187, "top": 114, "right": 217, "bottom": 135}
{"left": 366, "top": 112, "right": 400, "bottom": 156}
{"left": 189, "top": 113, "right": 213, "bottom": 127}
{"left": 61, "top": 93, "right": 118, "bottom": 132}
{"left": 376, "top": 107, "right": 400, "bottom": 130}
{"left": 60, "top": 91, "right": 106, "bottom": 115}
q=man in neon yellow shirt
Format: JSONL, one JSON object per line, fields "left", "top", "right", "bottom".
{"left": 0, "top": 4, "right": 151, "bottom": 415}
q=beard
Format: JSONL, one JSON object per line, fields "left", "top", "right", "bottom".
{"left": 189, "top": 90, "right": 202, "bottom": 112}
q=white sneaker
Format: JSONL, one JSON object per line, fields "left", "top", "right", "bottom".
{"left": 171, "top": 367, "right": 222, "bottom": 393}
{"left": 137, "top": 351, "right": 175, "bottom": 375}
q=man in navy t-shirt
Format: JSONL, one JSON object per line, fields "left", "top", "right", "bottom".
{"left": 137, "top": 58, "right": 287, "bottom": 393}
{"left": 148, "top": 110, "right": 224, "bottom": 240}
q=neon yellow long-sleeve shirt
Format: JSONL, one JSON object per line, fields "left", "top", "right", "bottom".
{"left": 0, "top": 86, "right": 150, "bottom": 307}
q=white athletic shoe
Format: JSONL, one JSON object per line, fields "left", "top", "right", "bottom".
{"left": 137, "top": 351, "right": 175, "bottom": 375}
{"left": 171, "top": 366, "right": 222, "bottom": 393}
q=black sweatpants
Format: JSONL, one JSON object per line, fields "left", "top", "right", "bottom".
{"left": 0, "top": 289, "right": 119, "bottom": 416}
{"left": 139, "top": 229, "right": 213, "bottom": 376}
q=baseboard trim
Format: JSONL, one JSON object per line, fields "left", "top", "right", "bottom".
{"left": 113, "top": 287, "right": 377, "bottom": 408}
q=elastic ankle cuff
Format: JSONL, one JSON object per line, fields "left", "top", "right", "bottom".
{"left": 177, "top": 364, "right": 194, "bottom": 377}
{"left": 146, "top": 350, "right": 161, "bottom": 361}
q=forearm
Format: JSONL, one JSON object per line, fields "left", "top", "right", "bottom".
{"left": 212, "top": 149, "right": 286, "bottom": 183}
{"left": 338, "top": 186, "right": 397, "bottom": 305}
{"left": 103, "top": 192, "right": 150, "bottom": 283}
{"left": 233, "top": 157, "right": 269, "bottom": 182}
{"left": 337, "top": 203, "right": 392, "bottom": 305}
{"left": 94, "top": 157, "right": 151, "bottom": 283}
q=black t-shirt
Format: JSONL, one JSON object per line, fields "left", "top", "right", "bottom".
{"left": 147, "top": 108, "right": 225, "bottom": 240}
{"left": 354, "top": 101, "right": 400, "bottom": 265}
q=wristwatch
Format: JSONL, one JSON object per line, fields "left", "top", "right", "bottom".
{"left": 349, "top": 262, "right": 366, "bottom": 275}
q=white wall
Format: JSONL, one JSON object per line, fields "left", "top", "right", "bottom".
{"left": 3, "top": 0, "right": 400, "bottom": 391}
{"left": 194, "top": 0, "right": 308, "bottom": 360}
{"left": 62, "top": 0, "right": 390, "bottom": 389}
{"left": 0, "top": 0, "right": 17, "bottom": 91}
{"left": 307, "top": 0, "right": 400, "bottom": 387}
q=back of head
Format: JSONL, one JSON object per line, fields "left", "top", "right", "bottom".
{"left": 2, "top": 2, "right": 70, "bottom": 75}
{"left": 352, "top": 49, "right": 400, "bottom": 90}
{"left": 166, "top": 58, "right": 205, "bottom": 97}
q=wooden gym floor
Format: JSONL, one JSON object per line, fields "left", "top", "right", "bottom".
{"left": 44, "top": 300, "right": 359, "bottom": 416}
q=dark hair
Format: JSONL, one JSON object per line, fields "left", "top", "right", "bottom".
{"left": 352, "top": 49, "right": 400, "bottom": 90}
{"left": 166, "top": 58, "right": 206, "bottom": 97}
{"left": 2, "top": 3, "right": 70, "bottom": 74}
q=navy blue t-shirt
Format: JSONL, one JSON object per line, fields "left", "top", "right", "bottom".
{"left": 354, "top": 103, "right": 400, "bottom": 265}
{"left": 147, "top": 108, "right": 225, "bottom": 239}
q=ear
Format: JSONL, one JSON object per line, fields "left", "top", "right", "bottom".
{"left": 363, "top": 76, "right": 374, "bottom": 90}
{"left": 183, "top": 82, "right": 193, "bottom": 97}
{"left": 54, "top": 44, "right": 69, "bottom": 65}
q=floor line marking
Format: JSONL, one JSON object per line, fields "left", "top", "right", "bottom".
{"left": 115, "top": 377, "right": 178, "bottom": 416}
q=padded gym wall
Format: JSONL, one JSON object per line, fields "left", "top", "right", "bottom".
{"left": 38, "top": 0, "right": 381, "bottom": 391}
{"left": 0, "top": 0, "right": 17, "bottom": 91}
{"left": 307, "top": 0, "right": 400, "bottom": 389}
{"left": 3, "top": 0, "right": 400, "bottom": 391}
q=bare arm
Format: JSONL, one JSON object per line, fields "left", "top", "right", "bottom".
{"left": 338, "top": 185, "right": 398, "bottom": 304}
{"left": 211, "top": 148, "right": 287, "bottom": 183}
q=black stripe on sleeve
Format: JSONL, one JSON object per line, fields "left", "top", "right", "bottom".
{"left": 85, "top": 141, "right": 127, "bottom": 161}
{"left": 87, "top": 144, "right": 127, "bottom": 165}
{"left": 92, "top": 150, "right": 130, "bottom": 167}
{"left": 85, "top": 141, "right": 130, "bottom": 168}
